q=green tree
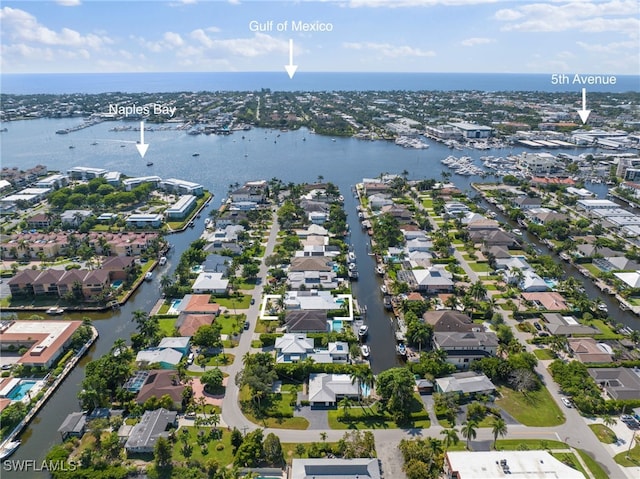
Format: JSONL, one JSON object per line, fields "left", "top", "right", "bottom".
{"left": 440, "top": 428, "right": 459, "bottom": 451}
{"left": 376, "top": 367, "right": 416, "bottom": 423}
{"left": 154, "top": 436, "right": 173, "bottom": 469}
{"left": 201, "top": 368, "right": 224, "bottom": 392}
{"left": 234, "top": 429, "right": 264, "bottom": 467}
{"left": 263, "top": 432, "right": 284, "bottom": 466}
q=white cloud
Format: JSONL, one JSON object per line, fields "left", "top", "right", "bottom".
{"left": 189, "top": 31, "right": 289, "bottom": 57}
{"left": 576, "top": 39, "right": 638, "bottom": 54}
{"left": 343, "top": 41, "right": 435, "bottom": 57}
{"left": 163, "top": 32, "right": 185, "bottom": 47}
{"left": 56, "top": 0, "right": 81, "bottom": 6}
{"left": 346, "top": 0, "right": 499, "bottom": 7}
{"left": 495, "top": 0, "right": 640, "bottom": 37}
{"left": 461, "top": 37, "right": 494, "bottom": 47}
{"left": 0, "top": 7, "right": 112, "bottom": 48}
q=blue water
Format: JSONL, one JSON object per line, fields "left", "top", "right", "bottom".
{"left": 111, "top": 280, "right": 123, "bottom": 289}
{"left": 170, "top": 299, "right": 182, "bottom": 310}
{"left": 7, "top": 380, "right": 36, "bottom": 401}
{"left": 2, "top": 72, "right": 638, "bottom": 94}
{"left": 331, "top": 320, "right": 343, "bottom": 332}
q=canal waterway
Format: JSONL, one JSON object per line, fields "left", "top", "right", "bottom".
{"left": 1, "top": 118, "right": 638, "bottom": 476}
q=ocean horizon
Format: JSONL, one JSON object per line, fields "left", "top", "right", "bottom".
{"left": 2, "top": 71, "right": 638, "bottom": 95}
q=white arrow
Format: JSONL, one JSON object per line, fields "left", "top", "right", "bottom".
{"left": 577, "top": 88, "right": 591, "bottom": 124}
{"left": 135, "top": 120, "right": 149, "bottom": 158}
{"left": 284, "top": 39, "right": 298, "bottom": 79}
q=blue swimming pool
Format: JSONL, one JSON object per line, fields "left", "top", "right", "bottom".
{"left": 111, "top": 280, "right": 123, "bottom": 289}
{"left": 331, "top": 320, "right": 343, "bottom": 332}
{"left": 7, "top": 380, "right": 37, "bottom": 401}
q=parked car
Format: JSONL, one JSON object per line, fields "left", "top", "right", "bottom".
{"left": 250, "top": 298, "right": 255, "bottom": 305}
{"left": 244, "top": 321, "right": 250, "bottom": 330}
{"left": 621, "top": 414, "right": 635, "bottom": 422}
{"left": 534, "top": 322, "right": 542, "bottom": 331}
{"left": 561, "top": 397, "right": 572, "bottom": 408}
{"left": 187, "top": 352, "right": 194, "bottom": 365}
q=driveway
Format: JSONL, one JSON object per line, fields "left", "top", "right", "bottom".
{"left": 295, "top": 405, "right": 330, "bottom": 430}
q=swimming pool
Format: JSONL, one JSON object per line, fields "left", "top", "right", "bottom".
{"left": 331, "top": 320, "right": 343, "bottom": 332}
{"left": 191, "top": 265, "right": 204, "bottom": 273}
{"left": 111, "top": 280, "right": 123, "bottom": 289}
{"left": 168, "top": 299, "right": 182, "bottom": 315}
{"left": 7, "top": 380, "right": 37, "bottom": 401}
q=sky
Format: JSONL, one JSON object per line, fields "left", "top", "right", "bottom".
{"left": 1, "top": 0, "right": 639, "bottom": 75}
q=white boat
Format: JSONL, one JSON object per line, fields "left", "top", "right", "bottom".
{"left": 348, "top": 251, "right": 356, "bottom": 262}
{"left": 396, "top": 343, "right": 407, "bottom": 356}
{"left": 0, "top": 440, "right": 20, "bottom": 460}
{"left": 348, "top": 262, "right": 357, "bottom": 270}
{"left": 358, "top": 324, "right": 369, "bottom": 338}
{"left": 158, "top": 257, "right": 167, "bottom": 266}
{"left": 144, "top": 272, "right": 153, "bottom": 281}
{"left": 512, "top": 228, "right": 522, "bottom": 236}
{"left": 597, "top": 303, "right": 608, "bottom": 312}
{"left": 380, "top": 284, "right": 388, "bottom": 295}
{"left": 360, "top": 344, "right": 370, "bottom": 358}
{"left": 46, "top": 307, "right": 64, "bottom": 315}
{"left": 376, "top": 265, "right": 384, "bottom": 276}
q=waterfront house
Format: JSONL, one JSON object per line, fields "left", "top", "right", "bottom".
{"left": 284, "top": 310, "right": 329, "bottom": 333}
{"left": 469, "top": 229, "right": 518, "bottom": 248}
{"left": 178, "top": 294, "right": 221, "bottom": 315}
{"left": 541, "top": 313, "right": 600, "bottom": 336}
{"left": 433, "top": 331, "right": 498, "bottom": 369}
{"left": 135, "top": 348, "right": 183, "bottom": 369}
{"left": 422, "top": 310, "right": 475, "bottom": 333}
{"left": 274, "top": 333, "right": 315, "bottom": 362}
{"left": 135, "top": 371, "right": 185, "bottom": 409}
{"left": 518, "top": 270, "right": 549, "bottom": 292}
{"left": 58, "top": 412, "right": 87, "bottom": 440}
{"left": 124, "top": 408, "right": 177, "bottom": 454}
{"left": 567, "top": 338, "right": 613, "bottom": 363}
{"left": 409, "top": 266, "right": 454, "bottom": 293}
{"left": 308, "top": 373, "right": 360, "bottom": 408}
{"left": 191, "top": 272, "right": 229, "bottom": 294}
{"left": 177, "top": 313, "right": 215, "bottom": 337}
{"left": 157, "top": 337, "right": 191, "bottom": 355}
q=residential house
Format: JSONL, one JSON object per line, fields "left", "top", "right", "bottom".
{"left": 60, "top": 210, "right": 91, "bottom": 227}
{"left": 284, "top": 310, "right": 329, "bottom": 333}
{"left": 519, "top": 270, "right": 549, "bottom": 292}
{"left": 380, "top": 204, "right": 412, "bottom": 222}
{"left": 288, "top": 270, "right": 339, "bottom": 290}
{"left": 526, "top": 207, "right": 569, "bottom": 225}
{"left": 27, "top": 213, "right": 52, "bottom": 230}
{"left": 369, "top": 194, "right": 393, "bottom": 210}
{"left": 568, "top": 338, "right": 613, "bottom": 363}
{"left": 191, "top": 272, "right": 229, "bottom": 294}
{"left": 408, "top": 266, "right": 454, "bottom": 293}
{"left": 57, "top": 412, "right": 87, "bottom": 440}
{"left": 308, "top": 373, "right": 360, "bottom": 407}
{"left": 433, "top": 331, "right": 498, "bottom": 369}
{"left": 469, "top": 229, "right": 518, "bottom": 248}
{"left": 512, "top": 196, "right": 542, "bottom": 210}
{"left": 135, "top": 371, "right": 185, "bottom": 409}
{"left": 177, "top": 294, "right": 221, "bottom": 315}
{"left": 157, "top": 337, "right": 191, "bottom": 355}
{"left": 521, "top": 292, "right": 569, "bottom": 311}
{"left": 542, "top": 313, "right": 601, "bottom": 336}
{"left": 289, "top": 257, "right": 333, "bottom": 273}
{"left": 124, "top": 408, "right": 177, "bottom": 454}
{"left": 135, "top": 348, "right": 184, "bottom": 369}
{"left": 177, "top": 313, "right": 215, "bottom": 337}
{"left": 435, "top": 371, "right": 496, "bottom": 395}
{"left": 274, "top": 333, "right": 315, "bottom": 363}
{"left": 422, "top": 310, "right": 475, "bottom": 333}
{"left": 588, "top": 368, "right": 640, "bottom": 400}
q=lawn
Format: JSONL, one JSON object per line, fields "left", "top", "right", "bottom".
{"left": 239, "top": 385, "right": 309, "bottom": 430}
{"left": 327, "top": 395, "right": 430, "bottom": 430}
{"left": 158, "top": 318, "right": 177, "bottom": 337}
{"left": 468, "top": 262, "right": 493, "bottom": 273}
{"left": 614, "top": 443, "right": 640, "bottom": 468}
{"left": 495, "top": 439, "right": 567, "bottom": 450}
{"left": 212, "top": 294, "right": 252, "bottom": 310}
{"left": 533, "top": 348, "right": 556, "bottom": 360}
{"left": 216, "top": 313, "right": 246, "bottom": 335}
{"left": 591, "top": 319, "right": 623, "bottom": 340}
{"left": 203, "top": 353, "right": 234, "bottom": 366}
{"left": 282, "top": 441, "right": 339, "bottom": 464}
{"left": 495, "top": 386, "right": 564, "bottom": 427}
{"left": 172, "top": 426, "right": 234, "bottom": 466}
{"left": 550, "top": 451, "right": 589, "bottom": 478}
{"left": 576, "top": 448, "right": 610, "bottom": 479}
{"left": 582, "top": 263, "right": 602, "bottom": 276}
{"left": 588, "top": 423, "right": 617, "bottom": 444}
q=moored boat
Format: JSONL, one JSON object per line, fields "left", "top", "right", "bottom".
{"left": 144, "top": 272, "right": 153, "bottom": 281}
{"left": 46, "top": 307, "right": 64, "bottom": 315}
{"left": 360, "top": 344, "right": 370, "bottom": 358}
{"left": 396, "top": 342, "right": 407, "bottom": 357}
{"left": 358, "top": 324, "right": 369, "bottom": 339}
{"left": 0, "top": 440, "right": 20, "bottom": 460}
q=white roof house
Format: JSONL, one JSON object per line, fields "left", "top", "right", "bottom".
{"left": 444, "top": 451, "right": 584, "bottom": 479}
{"left": 412, "top": 266, "right": 454, "bottom": 292}
{"left": 614, "top": 270, "right": 640, "bottom": 288}
{"left": 274, "top": 333, "right": 315, "bottom": 362}
{"left": 435, "top": 372, "right": 496, "bottom": 394}
{"left": 191, "top": 272, "right": 229, "bottom": 294}
{"left": 519, "top": 270, "right": 549, "bottom": 292}
{"left": 308, "top": 373, "right": 360, "bottom": 406}
{"left": 135, "top": 348, "right": 183, "bottom": 368}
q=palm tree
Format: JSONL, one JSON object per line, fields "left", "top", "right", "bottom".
{"left": 469, "top": 280, "right": 487, "bottom": 302}
{"left": 350, "top": 366, "right": 375, "bottom": 399}
{"left": 491, "top": 416, "right": 508, "bottom": 449}
{"left": 444, "top": 294, "right": 460, "bottom": 310}
{"left": 461, "top": 420, "right": 478, "bottom": 450}
{"left": 602, "top": 414, "right": 617, "bottom": 429}
{"left": 339, "top": 396, "right": 353, "bottom": 420}
{"left": 440, "top": 428, "right": 460, "bottom": 451}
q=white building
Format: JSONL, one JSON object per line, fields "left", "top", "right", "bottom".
{"left": 125, "top": 213, "right": 163, "bottom": 228}
{"left": 165, "top": 195, "right": 196, "bottom": 220}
